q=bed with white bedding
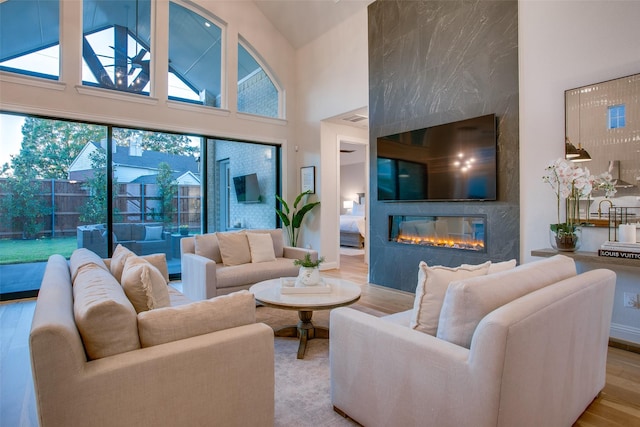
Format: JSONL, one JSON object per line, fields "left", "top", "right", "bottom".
{"left": 340, "top": 203, "right": 365, "bottom": 248}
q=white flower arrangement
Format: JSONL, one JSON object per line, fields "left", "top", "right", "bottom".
{"left": 542, "top": 158, "right": 617, "bottom": 232}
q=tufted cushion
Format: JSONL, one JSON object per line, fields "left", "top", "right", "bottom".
{"left": 194, "top": 233, "right": 223, "bottom": 263}
{"left": 120, "top": 256, "right": 170, "bottom": 314}
{"left": 410, "top": 261, "right": 490, "bottom": 335}
{"left": 216, "top": 231, "right": 251, "bottom": 266}
{"left": 247, "top": 232, "right": 276, "bottom": 263}
{"left": 436, "top": 255, "right": 577, "bottom": 348}
{"left": 137, "top": 290, "right": 255, "bottom": 347}
{"left": 69, "top": 248, "right": 109, "bottom": 282}
{"left": 72, "top": 264, "right": 140, "bottom": 359}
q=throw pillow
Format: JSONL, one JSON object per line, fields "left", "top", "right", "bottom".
{"left": 120, "top": 256, "right": 171, "bottom": 313}
{"left": 194, "top": 233, "right": 223, "bottom": 263}
{"left": 110, "top": 244, "right": 135, "bottom": 282}
{"left": 137, "top": 290, "right": 256, "bottom": 347}
{"left": 111, "top": 245, "right": 170, "bottom": 284}
{"left": 140, "top": 253, "right": 170, "bottom": 284}
{"left": 69, "top": 248, "right": 109, "bottom": 282}
{"left": 145, "top": 225, "right": 163, "bottom": 241}
{"left": 436, "top": 255, "right": 577, "bottom": 348}
{"left": 488, "top": 259, "right": 517, "bottom": 274}
{"left": 216, "top": 231, "right": 252, "bottom": 266}
{"left": 410, "top": 261, "right": 491, "bottom": 335}
{"left": 73, "top": 264, "right": 140, "bottom": 359}
{"left": 246, "top": 232, "right": 276, "bottom": 263}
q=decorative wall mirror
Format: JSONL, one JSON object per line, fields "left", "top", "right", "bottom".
{"left": 565, "top": 73, "right": 640, "bottom": 226}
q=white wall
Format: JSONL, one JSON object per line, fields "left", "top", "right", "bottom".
{"left": 319, "top": 123, "right": 367, "bottom": 268}
{"left": 294, "top": 8, "right": 370, "bottom": 261}
{"left": 341, "top": 162, "right": 366, "bottom": 214}
{"left": 519, "top": 0, "right": 640, "bottom": 344}
{"left": 519, "top": 0, "right": 640, "bottom": 261}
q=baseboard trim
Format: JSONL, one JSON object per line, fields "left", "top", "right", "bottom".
{"left": 610, "top": 322, "right": 640, "bottom": 347}
{"left": 609, "top": 337, "right": 640, "bottom": 354}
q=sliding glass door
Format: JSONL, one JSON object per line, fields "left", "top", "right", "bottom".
{"left": 0, "top": 112, "right": 280, "bottom": 299}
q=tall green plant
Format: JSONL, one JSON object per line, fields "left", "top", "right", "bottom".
{"left": 275, "top": 190, "right": 320, "bottom": 247}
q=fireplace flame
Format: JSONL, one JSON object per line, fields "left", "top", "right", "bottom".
{"left": 396, "top": 232, "right": 485, "bottom": 251}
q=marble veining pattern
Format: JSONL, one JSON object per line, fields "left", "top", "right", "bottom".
{"left": 368, "top": 0, "right": 520, "bottom": 292}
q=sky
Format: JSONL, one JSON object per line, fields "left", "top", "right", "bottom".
{"left": 0, "top": 113, "right": 25, "bottom": 168}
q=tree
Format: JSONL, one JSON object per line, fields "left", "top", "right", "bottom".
{"left": 6, "top": 118, "right": 198, "bottom": 179}
{"left": 114, "top": 129, "right": 198, "bottom": 156}
{"left": 0, "top": 163, "right": 49, "bottom": 239}
{"left": 156, "top": 162, "right": 177, "bottom": 229}
{"left": 10, "top": 117, "right": 106, "bottom": 179}
{"left": 78, "top": 148, "right": 120, "bottom": 224}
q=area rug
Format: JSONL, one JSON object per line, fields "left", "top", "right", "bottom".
{"left": 255, "top": 305, "right": 377, "bottom": 426}
{"left": 339, "top": 247, "right": 365, "bottom": 256}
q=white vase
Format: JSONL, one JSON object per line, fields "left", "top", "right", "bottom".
{"left": 297, "top": 266, "right": 321, "bottom": 286}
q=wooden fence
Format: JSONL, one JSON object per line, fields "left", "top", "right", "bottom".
{"left": 0, "top": 179, "right": 200, "bottom": 239}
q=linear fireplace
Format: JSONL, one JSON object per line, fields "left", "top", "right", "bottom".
{"left": 389, "top": 215, "right": 486, "bottom": 252}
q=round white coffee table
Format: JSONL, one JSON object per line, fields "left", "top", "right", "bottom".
{"left": 250, "top": 277, "right": 361, "bottom": 359}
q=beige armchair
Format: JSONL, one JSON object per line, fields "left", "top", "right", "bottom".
{"left": 30, "top": 254, "right": 274, "bottom": 427}
{"left": 330, "top": 259, "right": 615, "bottom": 427}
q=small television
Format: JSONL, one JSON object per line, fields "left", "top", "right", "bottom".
{"left": 233, "top": 173, "right": 260, "bottom": 203}
{"left": 377, "top": 114, "right": 497, "bottom": 201}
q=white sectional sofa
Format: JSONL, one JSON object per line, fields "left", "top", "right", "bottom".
{"left": 29, "top": 249, "right": 274, "bottom": 427}
{"left": 180, "top": 228, "right": 318, "bottom": 300}
{"left": 330, "top": 255, "right": 616, "bottom": 427}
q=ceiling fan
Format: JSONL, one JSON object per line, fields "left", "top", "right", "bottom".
{"left": 96, "top": 46, "right": 148, "bottom": 75}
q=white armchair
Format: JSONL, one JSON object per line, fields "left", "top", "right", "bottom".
{"left": 330, "top": 263, "right": 615, "bottom": 427}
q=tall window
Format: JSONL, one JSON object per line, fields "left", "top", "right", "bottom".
{"left": 0, "top": 113, "right": 107, "bottom": 298}
{"left": 168, "top": 1, "right": 223, "bottom": 106}
{"left": 82, "top": 0, "right": 152, "bottom": 94}
{"left": 108, "top": 128, "right": 202, "bottom": 275}
{"left": 608, "top": 104, "right": 626, "bottom": 129}
{"left": 237, "top": 40, "right": 280, "bottom": 118}
{"left": 211, "top": 140, "right": 278, "bottom": 231}
{"left": 0, "top": 0, "right": 60, "bottom": 79}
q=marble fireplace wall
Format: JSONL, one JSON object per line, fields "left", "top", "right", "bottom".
{"left": 368, "top": 0, "right": 520, "bottom": 292}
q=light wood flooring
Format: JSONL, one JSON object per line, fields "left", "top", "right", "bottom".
{"left": 1, "top": 254, "right": 639, "bottom": 426}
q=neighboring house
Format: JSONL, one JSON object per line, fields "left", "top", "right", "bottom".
{"left": 68, "top": 140, "right": 200, "bottom": 185}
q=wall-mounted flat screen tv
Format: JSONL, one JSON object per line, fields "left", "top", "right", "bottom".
{"left": 377, "top": 114, "right": 497, "bottom": 201}
{"left": 233, "top": 173, "right": 260, "bottom": 203}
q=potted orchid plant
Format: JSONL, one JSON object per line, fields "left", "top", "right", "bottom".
{"left": 542, "top": 158, "right": 616, "bottom": 251}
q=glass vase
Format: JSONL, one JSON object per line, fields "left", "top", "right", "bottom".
{"left": 549, "top": 225, "right": 582, "bottom": 252}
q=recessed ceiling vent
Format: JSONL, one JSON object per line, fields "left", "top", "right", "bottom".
{"left": 342, "top": 114, "right": 368, "bottom": 123}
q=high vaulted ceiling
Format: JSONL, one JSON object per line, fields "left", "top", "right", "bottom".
{"left": 253, "top": 0, "right": 371, "bottom": 49}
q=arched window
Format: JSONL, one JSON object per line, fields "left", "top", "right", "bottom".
{"left": 237, "top": 39, "right": 281, "bottom": 118}
{"left": 168, "top": 1, "right": 223, "bottom": 106}
{"left": 82, "top": 0, "right": 152, "bottom": 95}
{"left": 0, "top": 0, "right": 60, "bottom": 79}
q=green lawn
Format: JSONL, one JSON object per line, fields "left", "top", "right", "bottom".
{"left": 0, "top": 237, "right": 77, "bottom": 264}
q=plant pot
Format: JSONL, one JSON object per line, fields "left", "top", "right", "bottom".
{"left": 296, "top": 266, "right": 321, "bottom": 286}
{"left": 550, "top": 225, "right": 581, "bottom": 252}
{"left": 180, "top": 228, "right": 189, "bottom": 236}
